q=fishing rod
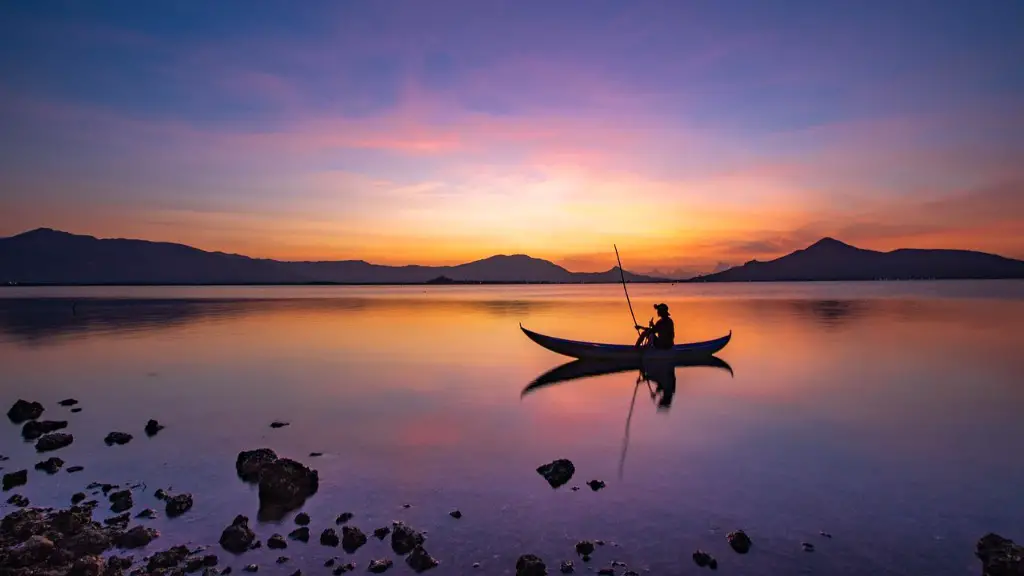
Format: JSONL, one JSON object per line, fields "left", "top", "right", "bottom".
{"left": 614, "top": 244, "right": 642, "bottom": 336}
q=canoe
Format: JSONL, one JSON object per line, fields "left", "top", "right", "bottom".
{"left": 522, "top": 356, "right": 734, "bottom": 397}
{"left": 520, "top": 324, "right": 731, "bottom": 361}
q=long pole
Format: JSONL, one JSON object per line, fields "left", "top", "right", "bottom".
{"left": 614, "top": 244, "right": 641, "bottom": 335}
{"left": 618, "top": 379, "right": 641, "bottom": 479}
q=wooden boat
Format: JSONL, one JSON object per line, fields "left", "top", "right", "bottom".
{"left": 520, "top": 324, "right": 732, "bottom": 361}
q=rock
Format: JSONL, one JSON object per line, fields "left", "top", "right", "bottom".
{"left": 243, "top": 564, "right": 258, "bottom": 572}
{"left": 597, "top": 569, "right": 614, "bottom": 576}
{"left": 37, "top": 432, "right": 74, "bottom": 452}
{"left": 71, "top": 408, "right": 82, "bottom": 413}
{"left": 321, "top": 528, "right": 340, "bottom": 547}
{"left": 368, "top": 558, "right": 393, "bottom": 573}
{"left": 59, "top": 398, "right": 79, "bottom": 406}
{"left": 391, "top": 522, "right": 424, "bottom": 555}
{"left": 67, "top": 465, "right": 85, "bottom": 473}
{"left": 257, "top": 459, "right": 319, "bottom": 521}
{"left": 144, "top": 420, "right": 165, "bottom": 436}
{"left": 185, "top": 557, "right": 207, "bottom": 573}
{"left": 135, "top": 508, "right": 157, "bottom": 519}
{"left": 116, "top": 526, "right": 159, "bottom": 549}
{"left": 109, "top": 490, "right": 133, "bottom": 513}
{"left": 693, "top": 550, "right": 713, "bottom": 567}
{"left": 335, "top": 512, "right": 354, "bottom": 525}
{"left": 586, "top": 480, "right": 605, "bottom": 491}
{"left": 976, "top": 533, "right": 1023, "bottom": 576}
{"left": 7, "top": 494, "right": 29, "bottom": 507}
{"left": 250, "top": 540, "right": 262, "bottom": 550}
{"left": 288, "top": 527, "right": 310, "bottom": 542}
{"left": 325, "top": 559, "right": 336, "bottom": 567}
{"left": 341, "top": 526, "right": 366, "bottom": 552}
{"left": 473, "top": 562, "right": 481, "bottom": 569}
{"left": 276, "top": 556, "right": 289, "bottom": 564}
{"left": 819, "top": 531, "right": 832, "bottom": 538}
{"left": 154, "top": 489, "right": 167, "bottom": 500}
{"left": 581, "top": 555, "right": 591, "bottom": 563}
{"left": 595, "top": 540, "right": 605, "bottom": 546}
{"left": 560, "top": 560, "right": 574, "bottom": 573}
{"left": 235, "top": 449, "right": 278, "bottom": 482}
{"left": 71, "top": 555, "right": 105, "bottom": 576}
{"left": 8, "top": 399, "right": 45, "bottom": 423}
{"left": 373, "top": 527, "right": 390, "bottom": 540}
{"left": 219, "top": 515, "right": 256, "bottom": 554}
{"left": 7, "top": 534, "right": 56, "bottom": 567}
{"left": 270, "top": 421, "right": 289, "bottom": 429}
{"left": 23, "top": 419, "right": 69, "bottom": 440}
{"left": 571, "top": 486, "right": 580, "bottom": 491}
{"left": 107, "top": 555, "right": 133, "bottom": 573}
{"left": 72, "top": 492, "right": 87, "bottom": 504}
{"left": 309, "top": 452, "right": 323, "bottom": 457}
{"left": 536, "top": 459, "right": 575, "bottom": 488}
{"left": 268, "top": 534, "right": 287, "bottom": 549}
{"left": 575, "top": 541, "right": 595, "bottom": 556}
{"left": 104, "top": 512, "right": 131, "bottom": 528}
{"left": 402, "top": 504, "right": 411, "bottom": 508}
{"left": 35, "top": 456, "right": 65, "bottom": 474}
{"left": 221, "top": 568, "right": 232, "bottom": 575}
{"left": 289, "top": 571, "right": 301, "bottom": 576}
{"left": 294, "top": 512, "right": 310, "bottom": 525}
{"left": 802, "top": 542, "right": 815, "bottom": 552}
{"left": 166, "top": 493, "right": 194, "bottom": 517}
{"left": 3, "top": 469, "right": 28, "bottom": 491}
{"left": 146, "top": 545, "right": 190, "bottom": 571}
{"left": 406, "top": 545, "right": 439, "bottom": 572}
{"left": 333, "top": 562, "right": 356, "bottom": 574}
{"left": 516, "top": 554, "right": 547, "bottom": 576}
{"left": 449, "top": 509, "right": 462, "bottom": 519}
{"left": 727, "top": 530, "right": 752, "bottom": 554}
{"left": 104, "top": 432, "right": 133, "bottom": 446}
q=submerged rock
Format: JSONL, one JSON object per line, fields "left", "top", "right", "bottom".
{"left": 36, "top": 432, "right": 74, "bottom": 452}
{"left": 586, "top": 480, "right": 605, "bottom": 491}
{"left": 35, "top": 457, "right": 65, "bottom": 474}
{"left": 154, "top": 489, "right": 167, "bottom": 500}
{"left": 368, "top": 558, "right": 393, "bottom": 573}
{"left": 597, "top": 569, "right": 614, "bottom": 576}
{"left": 320, "top": 528, "right": 340, "bottom": 547}
{"left": 59, "top": 398, "right": 79, "bottom": 407}
{"left": 335, "top": 512, "right": 354, "bottom": 525}
{"left": 257, "top": 459, "right": 319, "bottom": 521}
{"left": 575, "top": 541, "right": 595, "bottom": 556}
{"left": 536, "top": 459, "right": 575, "bottom": 488}
{"left": 391, "top": 522, "right": 424, "bottom": 555}
{"left": 449, "top": 509, "right": 462, "bottom": 519}
{"left": 275, "top": 556, "right": 289, "bottom": 564}
{"left": 727, "top": 530, "right": 752, "bottom": 554}
{"left": 23, "top": 419, "right": 69, "bottom": 440}
{"left": 67, "top": 465, "right": 84, "bottom": 474}
{"left": 516, "top": 554, "right": 547, "bottom": 576}
{"left": 116, "top": 526, "right": 159, "bottom": 549}
{"left": 406, "top": 545, "right": 439, "bottom": 572}
{"left": 147, "top": 545, "right": 190, "bottom": 571}
{"left": 559, "top": 560, "right": 574, "bottom": 574}
{"left": 309, "top": 452, "right": 323, "bottom": 457}
{"left": 288, "top": 527, "right": 310, "bottom": 543}
{"left": 7, "top": 494, "right": 29, "bottom": 507}
{"left": 235, "top": 449, "right": 278, "bottom": 482}
{"left": 270, "top": 421, "right": 289, "bottom": 429}
{"left": 8, "top": 399, "right": 45, "bottom": 423}
{"left": 71, "top": 408, "right": 83, "bottom": 413}
{"left": 976, "top": 533, "right": 1024, "bottom": 576}
{"left": 135, "top": 508, "right": 157, "bottom": 519}
{"left": 219, "top": 515, "right": 256, "bottom": 554}
{"left": 341, "top": 526, "right": 365, "bottom": 553}
{"left": 144, "top": 420, "right": 165, "bottom": 437}
{"left": 373, "top": 527, "right": 391, "bottom": 540}
{"left": 693, "top": 550, "right": 715, "bottom": 568}
{"left": 294, "top": 512, "right": 310, "bottom": 526}
{"left": 268, "top": 534, "right": 287, "bottom": 549}
{"left": 72, "top": 492, "right": 87, "bottom": 504}
{"left": 333, "top": 562, "right": 356, "bottom": 574}
{"left": 243, "top": 564, "right": 259, "bottom": 572}
{"left": 166, "top": 493, "right": 194, "bottom": 517}
{"left": 104, "top": 512, "right": 131, "bottom": 528}
{"left": 104, "top": 432, "right": 133, "bottom": 446}
{"left": 108, "top": 490, "right": 133, "bottom": 513}
{"left": 3, "top": 469, "right": 28, "bottom": 491}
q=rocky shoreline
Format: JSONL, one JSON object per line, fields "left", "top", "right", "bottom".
{"left": 3, "top": 398, "right": 1022, "bottom": 575}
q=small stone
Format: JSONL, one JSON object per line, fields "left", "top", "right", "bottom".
{"left": 321, "top": 528, "right": 340, "bottom": 547}
{"left": 309, "top": 452, "right": 323, "bottom": 457}
{"left": 595, "top": 540, "right": 605, "bottom": 546}
{"left": 449, "top": 509, "right": 462, "bottom": 519}
{"left": 7, "top": 399, "right": 44, "bottom": 423}
{"left": 67, "top": 465, "right": 84, "bottom": 473}
{"left": 154, "top": 488, "right": 167, "bottom": 500}
{"left": 109, "top": 489, "right": 133, "bottom": 513}
{"left": 105, "top": 432, "right": 133, "bottom": 446}
{"left": 537, "top": 459, "right": 575, "bottom": 488}
{"left": 575, "top": 541, "right": 595, "bottom": 556}
{"left": 516, "top": 554, "right": 546, "bottom": 576}
{"left": 586, "top": 480, "right": 605, "bottom": 491}
{"left": 288, "top": 527, "right": 310, "bottom": 542}
{"left": 976, "top": 533, "right": 1024, "bottom": 576}
{"left": 7, "top": 494, "right": 29, "bottom": 507}
{"left": 23, "top": 419, "right": 69, "bottom": 440}
{"left": 145, "top": 420, "right": 165, "bottom": 436}
{"left": 335, "top": 512, "right": 354, "bottom": 524}
{"left": 560, "top": 560, "right": 574, "bottom": 573}
{"left": 333, "top": 562, "right": 356, "bottom": 575}
{"left": 166, "top": 493, "right": 194, "bottom": 517}
{"left": 402, "top": 503, "right": 411, "bottom": 508}
{"left": 406, "top": 545, "right": 439, "bottom": 572}
{"left": 597, "top": 569, "right": 614, "bottom": 576}
{"left": 570, "top": 486, "right": 580, "bottom": 491}
{"left": 270, "top": 421, "right": 289, "bottom": 428}
{"left": 36, "top": 432, "right": 74, "bottom": 452}
{"left": 220, "top": 515, "right": 256, "bottom": 554}
{"left": 819, "top": 531, "right": 832, "bottom": 538}
{"left": 202, "top": 555, "right": 218, "bottom": 566}
{"left": 146, "top": 545, "right": 190, "bottom": 571}
{"left": 59, "top": 398, "right": 79, "bottom": 406}
{"left": 802, "top": 542, "right": 815, "bottom": 552}
{"left": 2, "top": 469, "right": 28, "bottom": 491}
{"left": 136, "top": 508, "right": 157, "bottom": 519}
{"left": 243, "top": 565, "right": 258, "bottom": 573}
{"left": 294, "top": 512, "right": 310, "bottom": 525}
{"left": 582, "top": 555, "right": 591, "bottom": 563}
{"left": 373, "top": 527, "right": 390, "bottom": 539}
{"left": 72, "top": 492, "right": 87, "bottom": 504}
{"left": 324, "top": 558, "right": 336, "bottom": 567}
{"left": 473, "top": 563, "right": 482, "bottom": 569}
{"left": 105, "top": 512, "right": 131, "bottom": 527}
{"left": 727, "top": 530, "right": 752, "bottom": 554}
{"left": 693, "top": 550, "right": 713, "bottom": 568}
{"left": 71, "top": 408, "right": 82, "bottom": 413}
{"left": 268, "top": 534, "right": 287, "bottom": 549}
{"left": 235, "top": 449, "right": 278, "bottom": 482}
{"left": 390, "top": 522, "right": 424, "bottom": 555}
{"left": 34, "top": 456, "right": 65, "bottom": 474}
{"left": 250, "top": 540, "right": 262, "bottom": 550}
{"left": 341, "top": 526, "right": 366, "bottom": 552}
{"left": 289, "top": 571, "right": 301, "bottom": 576}
{"left": 368, "top": 559, "right": 393, "bottom": 573}
{"left": 276, "top": 556, "right": 289, "bottom": 564}
{"left": 221, "top": 568, "right": 232, "bottom": 575}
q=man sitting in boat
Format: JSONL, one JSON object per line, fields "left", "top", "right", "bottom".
{"left": 636, "top": 303, "right": 675, "bottom": 349}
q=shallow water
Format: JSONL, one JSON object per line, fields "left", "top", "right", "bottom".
{"left": 1, "top": 281, "right": 1023, "bottom": 575}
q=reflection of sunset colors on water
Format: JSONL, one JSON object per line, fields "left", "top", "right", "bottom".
{"left": 1, "top": 283, "right": 1022, "bottom": 575}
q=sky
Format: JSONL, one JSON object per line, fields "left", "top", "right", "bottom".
{"left": 1, "top": 1, "right": 1022, "bottom": 273}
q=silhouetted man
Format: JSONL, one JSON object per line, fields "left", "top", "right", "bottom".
{"left": 636, "top": 303, "right": 675, "bottom": 349}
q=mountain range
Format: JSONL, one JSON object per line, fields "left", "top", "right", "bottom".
{"left": 1, "top": 228, "right": 1022, "bottom": 285}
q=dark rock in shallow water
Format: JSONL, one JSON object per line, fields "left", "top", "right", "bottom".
{"left": 166, "top": 493, "right": 194, "bottom": 517}
{"left": 586, "top": 480, "right": 605, "bottom": 491}
{"left": 288, "top": 527, "right": 310, "bottom": 543}
{"left": 559, "top": 560, "right": 574, "bottom": 573}
{"left": 145, "top": 419, "right": 165, "bottom": 437}
{"left": 23, "top": 419, "right": 69, "bottom": 440}
{"left": 320, "top": 528, "right": 340, "bottom": 547}
{"left": 294, "top": 512, "right": 310, "bottom": 525}
{"left": 802, "top": 542, "right": 815, "bottom": 552}
{"left": 597, "top": 568, "right": 614, "bottom": 576}
{"left": 727, "top": 530, "right": 752, "bottom": 554}
{"left": 72, "top": 492, "right": 87, "bottom": 504}
{"left": 107, "top": 555, "right": 133, "bottom": 572}
{"left": 104, "top": 512, "right": 131, "bottom": 528}
{"left": 575, "top": 541, "right": 595, "bottom": 556}
{"left": 36, "top": 432, "right": 74, "bottom": 452}
{"left": 236, "top": 449, "right": 278, "bottom": 482}
{"left": 449, "top": 509, "right": 462, "bottom": 519}
{"left": 72, "top": 555, "right": 105, "bottom": 576}
{"left": 109, "top": 490, "right": 133, "bottom": 513}
{"left": 268, "top": 534, "right": 287, "bottom": 549}
{"left": 693, "top": 550, "right": 714, "bottom": 568}
{"left": 104, "top": 432, "right": 133, "bottom": 446}
{"left": 976, "top": 533, "right": 1024, "bottom": 576}
{"left": 154, "top": 488, "right": 167, "bottom": 500}
{"left": 67, "top": 465, "right": 84, "bottom": 473}
{"left": 391, "top": 522, "right": 424, "bottom": 555}
{"left": 276, "top": 556, "right": 289, "bottom": 564}
{"left": 373, "top": 527, "right": 391, "bottom": 540}
{"left": 8, "top": 399, "right": 45, "bottom": 423}
{"left": 147, "top": 545, "right": 190, "bottom": 571}
{"left": 116, "top": 526, "right": 159, "bottom": 549}
{"left": 536, "top": 459, "right": 575, "bottom": 488}
{"left": 368, "top": 558, "right": 393, "bottom": 573}
{"left": 819, "top": 531, "right": 832, "bottom": 538}
{"left": 309, "top": 452, "right": 323, "bottom": 457}
{"left": 243, "top": 564, "right": 258, "bottom": 572}
{"left": 221, "top": 568, "right": 232, "bottom": 575}
{"left": 71, "top": 408, "right": 83, "bottom": 413}
{"left": 406, "top": 545, "right": 439, "bottom": 572}
{"left": 136, "top": 508, "right": 157, "bottom": 519}
{"left": 220, "top": 515, "right": 256, "bottom": 554}
{"left": 333, "top": 562, "right": 356, "bottom": 574}
{"left": 35, "top": 456, "right": 65, "bottom": 474}
{"left": 270, "top": 421, "right": 289, "bottom": 429}
{"left": 59, "top": 398, "right": 79, "bottom": 406}
{"left": 257, "top": 459, "right": 319, "bottom": 521}
{"left": 7, "top": 493, "right": 29, "bottom": 507}
{"left": 341, "top": 526, "right": 366, "bottom": 552}
{"left": 3, "top": 469, "right": 28, "bottom": 491}
{"left": 516, "top": 554, "right": 547, "bottom": 576}
{"left": 335, "top": 512, "right": 354, "bottom": 524}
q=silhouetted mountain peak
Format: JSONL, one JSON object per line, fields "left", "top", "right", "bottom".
{"left": 806, "top": 237, "right": 855, "bottom": 251}
{"left": 13, "top": 227, "right": 79, "bottom": 240}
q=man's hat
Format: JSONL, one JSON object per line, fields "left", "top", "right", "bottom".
{"left": 654, "top": 303, "right": 669, "bottom": 312}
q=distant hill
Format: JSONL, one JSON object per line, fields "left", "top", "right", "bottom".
{"left": 690, "top": 237, "right": 1024, "bottom": 282}
{"left": 0, "top": 228, "right": 665, "bottom": 285}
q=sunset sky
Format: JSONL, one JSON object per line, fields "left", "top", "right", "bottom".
{"left": 1, "top": 1, "right": 1022, "bottom": 273}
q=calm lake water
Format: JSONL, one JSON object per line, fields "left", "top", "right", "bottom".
{"left": 1, "top": 282, "right": 1023, "bottom": 575}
